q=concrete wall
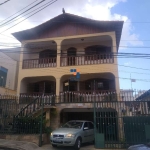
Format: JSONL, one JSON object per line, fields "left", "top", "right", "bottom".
{"left": 0, "top": 52, "right": 19, "bottom": 91}
{"left": 0, "top": 86, "right": 16, "bottom": 95}
{"left": 0, "top": 134, "right": 49, "bottom": 145}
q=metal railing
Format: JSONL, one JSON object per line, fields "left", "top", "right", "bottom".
{"left": 17, "top": 95, "right": 55, "bottom": 117}
{"left": 22, "top": 57, "right": 57, "bottom": 69}
{"left": 59, "top": 90, "right": 117, "bottom": 103}
{"left": 60, "top": 53, "right": 114, "bottom": 66}
{"left": 94, "top": 100, "right": 150, "bottom": 149}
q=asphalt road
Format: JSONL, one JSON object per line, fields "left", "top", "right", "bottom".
{"left": 0, "top": 147, "right": 18, "bottom": 150}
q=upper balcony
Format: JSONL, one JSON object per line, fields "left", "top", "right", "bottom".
{"left": 22, "top": 35, "right": 114, "bottom": 69}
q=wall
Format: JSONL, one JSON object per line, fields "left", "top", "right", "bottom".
{"left": 0, "top": 52, "right": 18, "bottom": 91}
{"left": 0, "top": 86, "right": 16, "bottom": 95}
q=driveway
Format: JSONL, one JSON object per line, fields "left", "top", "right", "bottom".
{"left": 36, "top": 143, "right": 95, "bottom": 150}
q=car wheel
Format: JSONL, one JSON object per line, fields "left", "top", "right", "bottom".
{"left": 74, "top": 137, "right": 81, "bottom": 150}
{"left": 52, "top": 144, "right": 57, "bottom": 147}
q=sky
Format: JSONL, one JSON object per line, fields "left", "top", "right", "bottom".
{"left": 0, "top": 0, "right": 150, "bottom": 91}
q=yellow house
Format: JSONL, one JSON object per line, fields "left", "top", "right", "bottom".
{"left": 12, "top": 13, "right": 123, "bottom": 128}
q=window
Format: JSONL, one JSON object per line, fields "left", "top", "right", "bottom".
{"left": 84, "top": 122, "right": 88, "bottom": 128}
{"left": 97, "top": 82, "right": 103, "bottom": 89}
{"left": 88, "top": 122, "right": 94, "bottom": 129}
{"left": 0, "top": 66, "right": 8, "bottom": 87}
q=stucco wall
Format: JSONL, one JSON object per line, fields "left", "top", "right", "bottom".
{"left": 0, "top": 52, "right": 18, "bottom": 91}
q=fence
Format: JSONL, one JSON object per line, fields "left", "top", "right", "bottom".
{"left": 94, "top": 100, "right": 150, "bottom": 149}
{"left": 0, "top": 89, "right": 150, "bottom": 148}
{"left": 0, "top": 95, "right": 55, "bottom": 135}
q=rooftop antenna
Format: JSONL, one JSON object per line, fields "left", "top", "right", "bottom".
{"left": 62, "top": 8, "right": 65, "bottom": 14}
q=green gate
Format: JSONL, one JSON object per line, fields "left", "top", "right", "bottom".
{"left": 94, "top": 101, "right": 150, "bottom": 149}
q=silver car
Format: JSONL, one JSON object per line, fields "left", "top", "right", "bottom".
{"left": 128, "top": 143, "right": 150, "bottom": 150}
{"left": 50, "top": 120, "right": 94, "bottom": 150}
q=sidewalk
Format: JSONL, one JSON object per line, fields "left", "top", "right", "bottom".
{"left": 0, "top": 139, "right": 39, "bottom": 150}
{"left": 0, "top": 139, "right": 126, "bottom": 150}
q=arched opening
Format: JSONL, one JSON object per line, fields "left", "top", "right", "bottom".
{"left": 84, "top": 78, "right": 110, "bottom": 91}
{"left": 27, "top": 80, "right": 55, "bottom": 94}
{"left": 39, "top": 49, "right": 57, "bottom": 63}
{"left": 67, "top": 47, "right": 76, "bottom": 65}
{"left": 85, "top": 45, "right": 111, "bottom": 54}
{"left": 63, "top": 80, "right": 77, "bottom": 91}
{"left": 85, "top": 45, "right": 111, "bottom": 60}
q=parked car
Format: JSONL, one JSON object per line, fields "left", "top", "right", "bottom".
{"left": 50, "top": 120, "right": 94, "bottom": 150}
{"left": 128, "top": 143, "right": 150, "bottom": 150}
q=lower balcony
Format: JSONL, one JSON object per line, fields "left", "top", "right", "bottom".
{"left": 59, "top": 90, "right": 117, "bottom": 103}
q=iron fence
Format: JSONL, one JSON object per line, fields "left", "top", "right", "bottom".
{"left": 94, "top": 100, "right": 150, "bottom": 149}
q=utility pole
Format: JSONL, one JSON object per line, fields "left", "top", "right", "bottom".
{"left": 39, "top": 82, "right": 45, "bottom": 147}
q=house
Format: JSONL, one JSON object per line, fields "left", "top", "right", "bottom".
{"left": 120, "top": 89, "right": 134, "bottom": 101}
{"left": 12, "top": 12, "right": 123, "bottom": 129}
{"left": 0, "top": 49, "right": 20, "bottom": 95}
{"left": 135, "top": 89, "right": 150, "bottom": 114}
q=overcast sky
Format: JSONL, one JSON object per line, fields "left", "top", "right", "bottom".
{"left": 0, "top": 0, "right": 150, "bottom": 91}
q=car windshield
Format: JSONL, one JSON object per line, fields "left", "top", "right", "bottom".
{"left": 62, "top": 121, "right": 83, "bottom": 129}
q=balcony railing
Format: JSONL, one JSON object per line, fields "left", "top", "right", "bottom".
{"left": 19, "top": 93, "right": 54, "bottom": 104}
{"left": 60, "top": 53, "right": 114, "bottom": 66}
{"left": 22, "top": 57, "right": 56, "bottom": 69}
{"left": 59, "top": 90, "right": 117, "bottom": 103}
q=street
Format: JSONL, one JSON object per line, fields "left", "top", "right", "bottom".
{"left": 0, "top": 147, "right": 18, "bottom": 150}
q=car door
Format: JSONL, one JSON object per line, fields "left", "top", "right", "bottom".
{"left": 82, "top": 122, "right": 90, "bottom": 143}
{"left": 88, "top": 122, "right": 94, "bottom": 142}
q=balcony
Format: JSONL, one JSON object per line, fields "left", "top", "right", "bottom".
{"left": 59, "top": 90, "right": 117, "bottom": 103}
{"left": 60, "top": 53, "right": 114, "bottom": 66}
{"left": 22, "top": 57, "right": 56, "bottom": 69}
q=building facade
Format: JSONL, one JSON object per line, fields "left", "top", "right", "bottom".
{"left": 12, "top": 13, "right": 123, "bottom": 128}
{"left": 0, "top": 49, "right": 20, "bottom": 95}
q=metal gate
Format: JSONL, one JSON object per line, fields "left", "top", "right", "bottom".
{"left": 94, "top": 101, "right": 150, "bottom": 149}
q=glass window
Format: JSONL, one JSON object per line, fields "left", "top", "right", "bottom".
{"left": 97, "top": 82, "right": 103, "bottom": 89}
{"left": 84, "top": 122, "right": 88, "bottom": 128}
{"left": 88, "top": 122, "right": 94, "bottom": 129}
{"left": 62, "top": 121, "right": 83, "bottom": 129}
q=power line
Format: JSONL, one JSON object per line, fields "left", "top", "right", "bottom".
{"left": 0, "top": 0, "right": 58, "bottom": 34}
{"left": 0, "top": 0, "right": 46, "bottom": 27}
{"left": 1, "top": 51, "right": 150, "bottom": 73}
{"left": 1, "top": 55, "right": 150, "bottom": 82}
{"left": 0, "top": 0, "right": 10, "bottom": 6}
{"left": 0, "top": 0, "right": 38, "bottom": 24}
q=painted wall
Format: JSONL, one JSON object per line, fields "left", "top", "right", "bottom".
{"left": 0, "top": 52, "right": 19, "bottom": 91}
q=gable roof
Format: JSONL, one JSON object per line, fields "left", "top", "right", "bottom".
{"left": 12, "top": 13, "right": 124, "bottom": 50}
{"left": 136, "top": 89, "right": 150, "bottom": 100}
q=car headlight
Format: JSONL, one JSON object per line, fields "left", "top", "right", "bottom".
{"left": 65, "top": 133, "right": 76, "bottom": 138}
{"left": 50, "top": 133, "right": 53, "bottom": 136}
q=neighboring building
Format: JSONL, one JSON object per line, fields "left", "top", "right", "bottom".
{"left": 134, "top": 90, "right": 147, "bottom": 99}
{"left": 12, "top": 13, "right": 123, "bottom": 128}
{"left": 120, "top": 89, "right": 134, "bottom": 101}
{"left": 0, "top": 48, "right": 20, "bottom": 95}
